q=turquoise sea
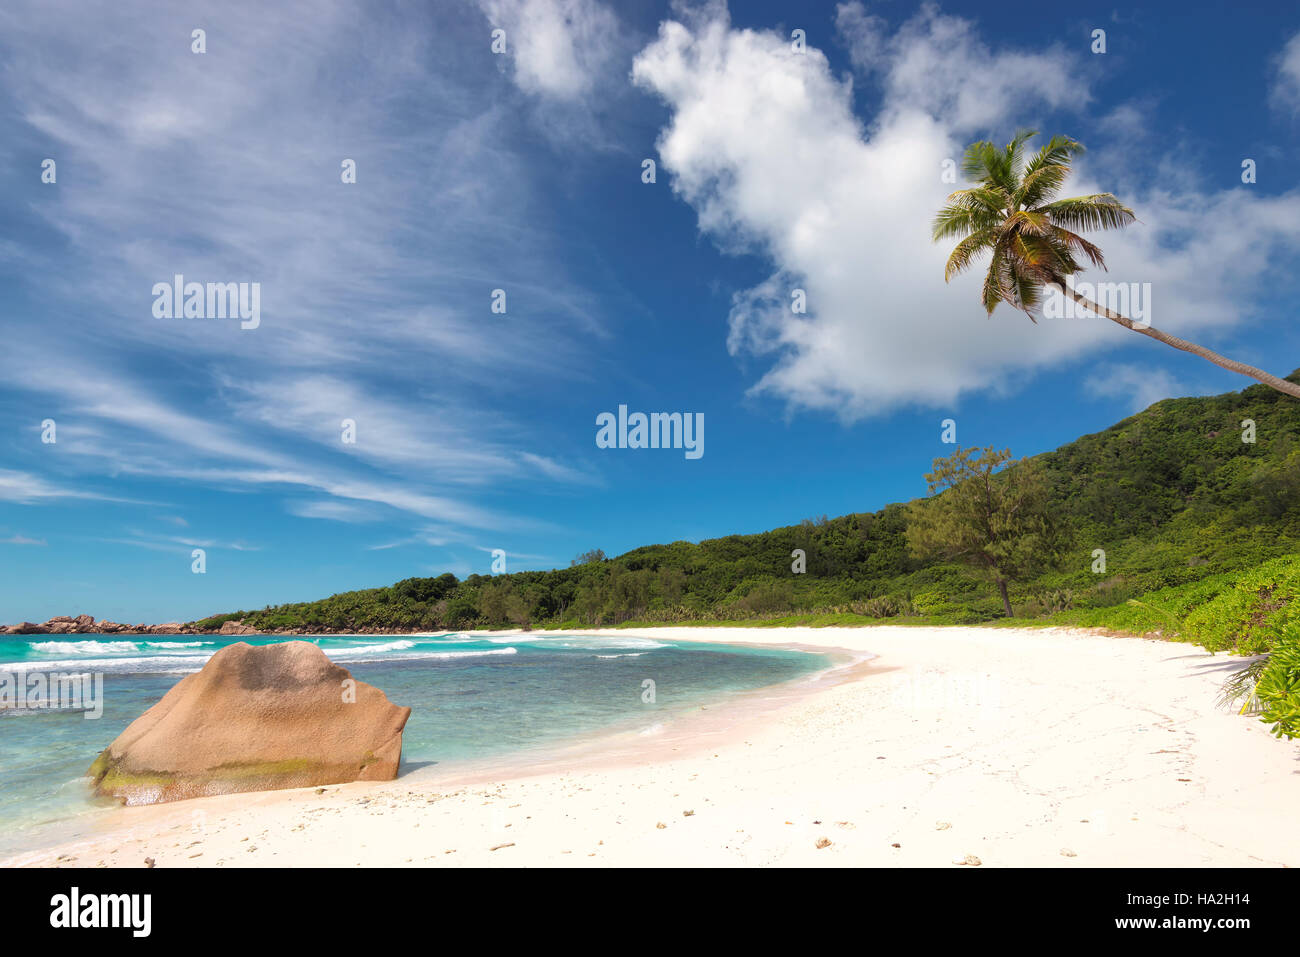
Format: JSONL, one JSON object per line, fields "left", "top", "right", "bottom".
{"left": 0, "top": 632, "right": 828, "bottom": 856}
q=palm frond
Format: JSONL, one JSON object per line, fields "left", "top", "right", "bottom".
{"left": 1004, "top": 128, "right": 1038, "bottom": 182}
{"left": 1018, "top": 233, "right": 1079, "bottom": 283}
{"left": 932, "top": 200, "right": 999, "bottom": 241}
{"left": 1041, "top": 194, "right": 1136, "bottom": 231}
{"left": 1016, "top": 164, "right": 1070, "bottom": 208}
{"left": 981, "top": 246, "right": 1010, "bottom": 314}
{"left": 1021, "top": 134, "right": 1083, "bottom": 177}
{"left": 943, "top": 186, "right": 1008, "bottom": 214}
{"left": 1008, "top": 260, "right": 1043, "bottom": 320}
{"left": 944, "top": 228, "right": 997, "bottom": 281}
{"left": 1003, "top": 209, "right": 1051, "bottom": 237}
{"left": 960, "top": 140, "right": 1001, "bottom": 183}
{"left": 1218, "top": 656, "right": 1270, "bottom": 715}
{"left": 1049, "top": 225, "right": 1106, "bottom": 270}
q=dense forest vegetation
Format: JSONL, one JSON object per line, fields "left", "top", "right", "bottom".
{"left": 195, "top": 373, "right": 1300, "bottom": 636}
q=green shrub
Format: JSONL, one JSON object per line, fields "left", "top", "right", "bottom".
{"left": 1255, "top": 622, "right": 1300, "bottom": 739}
{"left": 1179, "top": 555, "right": 1300, "bottom": 654}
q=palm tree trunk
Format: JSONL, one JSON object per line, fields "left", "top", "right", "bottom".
{"left": 1049, "top": 283, "right": 1300, "bottom": 399}
{"left": 997, "top": 579, "right": 1012, "bottom": 617}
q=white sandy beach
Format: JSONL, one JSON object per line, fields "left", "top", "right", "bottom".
{"left": 5, "top": 625, "right": 1299, "bottom": 868}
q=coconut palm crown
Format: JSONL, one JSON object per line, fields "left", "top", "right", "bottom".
{"left": 933, "top": 131, "right": 1134, "bottom": 320}
{"left": 932, "top": 130, "right": 1300, "bottom": 398}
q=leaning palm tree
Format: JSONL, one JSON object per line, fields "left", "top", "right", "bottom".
{"left": 934, "top": 131, "right": 1300, "bottom": 399}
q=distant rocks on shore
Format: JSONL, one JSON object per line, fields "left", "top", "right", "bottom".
{"left": 1, "top": 615, "right": 262, "bottom": 636}
{"left": 0, "top": 615, "right": 444, "bottom": 638}
{"left": 88, "top": 640, "right": 411, "bottom": 805}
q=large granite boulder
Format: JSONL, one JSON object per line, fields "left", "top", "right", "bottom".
{"left": 219, "top": 619, "right": 260, "bottom": 636}
{"left": 88, "top": 641, "right": 411, "bottom": 805}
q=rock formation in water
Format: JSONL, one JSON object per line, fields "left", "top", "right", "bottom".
{"left": 88, "top": 641, "right": 411, "bottom": 804}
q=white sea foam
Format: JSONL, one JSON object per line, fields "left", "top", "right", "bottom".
{"left": 375, "top": 647, "right": 517, "bottom": 662}
{"left": 2, "top": 643, "right": 520, "bottom": 674}
{"left": 29, "top": 641, "right": 141, "bottom": 655}
{"left": 492, "top": 634, "right": 669, "bottom": 651}
{"left": 324, "top": 639, "right": 417, "bottom": 656}
{"left": 0, "top": 655, "right": 213, "bottom": 674}
{"left": 327, "top": 645, "right": 518, "bottom": 664}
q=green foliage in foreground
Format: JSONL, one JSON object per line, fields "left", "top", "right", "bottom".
{"left": 1254, "top": 624, "right": 1300, "bottom": 739}
{"left": 192, "top": 376, "right": 1300, "bottom": 735}
{"left": 1052, "top": 554, "right": 1300, "bottom": 654}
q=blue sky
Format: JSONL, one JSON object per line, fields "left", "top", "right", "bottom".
{"left": 3, "top": 0, "right": 1300, "bottom": 623}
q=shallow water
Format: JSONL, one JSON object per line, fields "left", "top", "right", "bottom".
{"left": 0, "top": 632, "right": 827, "bottom": 856}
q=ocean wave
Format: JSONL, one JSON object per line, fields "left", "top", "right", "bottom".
{"left": 143, "top": 641, "right": 213, "bottom": 649}
{"left": 28, "top": 641, "right": 141, "bottom": 655}
{"left": 348, "top": 647, "right": 519, "bottom": 663}
{"left": 0, "top": 655, "right": 213, "bottom": 674}
{"left": 323, "top": 639, "right": 416, "bottom": 656}
{"left": 594, "top": 652, "right": 645, "bottom": 659}
{"left": 489, "top": 634, "right": 669, "bottom": 651}
{"left": 1, "top": 642, "right": 519, "bottom": 674}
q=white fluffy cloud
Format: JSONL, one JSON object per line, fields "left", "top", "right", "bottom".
{"left": 1273, "top": 30, "right": 1300, "bottom": 113}
{"left": 633, "top": 2, "right": 1300, "bottom": 419}
{"left": 479, "top": 0, "right": 622, "bottom": 100}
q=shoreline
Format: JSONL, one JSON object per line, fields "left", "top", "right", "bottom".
{"left": 5, "top": 625, "right": 1299, "bottom": 867}
{"left": 0, "top": 632, "right": 868, "bottom": 863}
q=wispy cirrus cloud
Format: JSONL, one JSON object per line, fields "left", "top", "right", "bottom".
{"left": 1, "top": 533, "right": 47, "bottom": 546}
{"left": 0, "top": 469, "right": 144, "bottom": 506}
{"left": 0, "top": 0, "right": 607, "bottom": 535}
{"left": 106, "top": 530, "right": 262, "bottom": 554}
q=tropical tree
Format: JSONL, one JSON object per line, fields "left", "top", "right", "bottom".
{"left": 906, "top": 446, "right": 1064, "bottom": 617}
{"left": 934, "top": 131, "right": 1300, "bottom": 399}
